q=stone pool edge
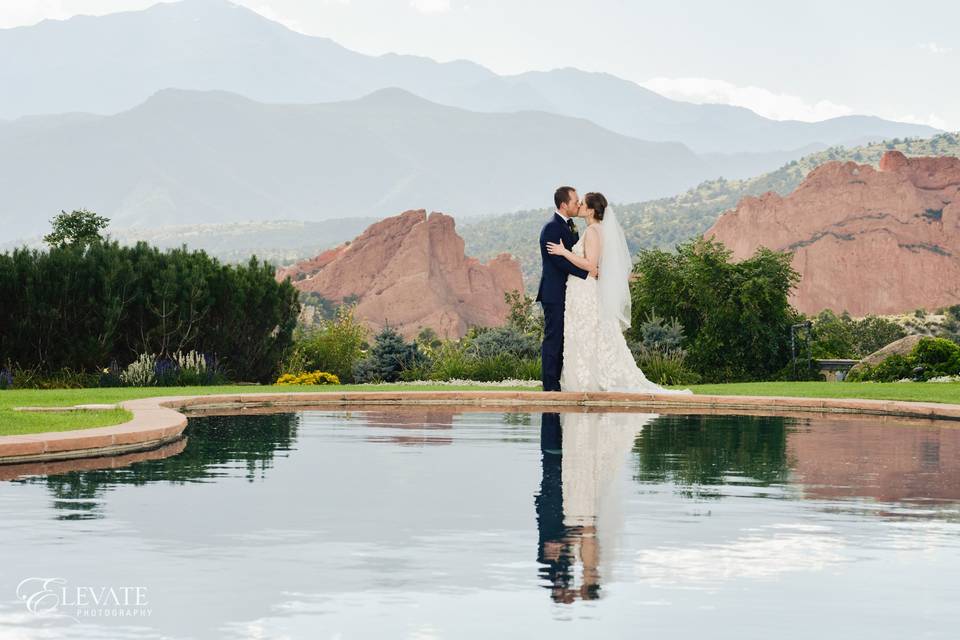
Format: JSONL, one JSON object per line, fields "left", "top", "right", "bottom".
{"left": 3, "top": 390, "right": 960, "bottom": 465}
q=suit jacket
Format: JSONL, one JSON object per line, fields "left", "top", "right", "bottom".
{"left": 536, "top": 213, "right": 589, "bottom": 304}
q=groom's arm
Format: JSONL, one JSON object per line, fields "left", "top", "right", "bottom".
{"left": 542, "top": 225, "right": 589, "bottom": 280}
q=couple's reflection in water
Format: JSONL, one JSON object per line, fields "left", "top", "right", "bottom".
{"left": 536, "top": 410, "right": 657, "bottom": 603}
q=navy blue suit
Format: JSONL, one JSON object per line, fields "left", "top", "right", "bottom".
{"left": 536, "top": 213, "right": 589, "bottom": 391}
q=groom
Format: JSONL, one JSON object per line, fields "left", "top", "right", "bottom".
{"left": 536, "top": 186, "right": 597, "bottom": 392}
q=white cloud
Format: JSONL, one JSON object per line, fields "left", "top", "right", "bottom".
{"left": 410, "top": 0, "right": 451, "bottom": 15}
{"left": 918, "top": 41, "right": 953, "bottom": 55}
{"left": 640, "top": 77, "right": 856, "bottom": 122}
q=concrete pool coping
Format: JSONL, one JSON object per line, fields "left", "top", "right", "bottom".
{"left": 4, "top": 389, "right": 960, "bottom": 466}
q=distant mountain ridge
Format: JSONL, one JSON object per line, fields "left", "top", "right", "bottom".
{"left": 0, "top": 88, "right": 713, "bottom": 239}
{"left": 0, "top": 0, "right": 938, "bottom": 154}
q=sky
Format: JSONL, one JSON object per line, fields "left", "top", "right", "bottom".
{"left": 1, "top": 0, "right": 957, "bottom": 129}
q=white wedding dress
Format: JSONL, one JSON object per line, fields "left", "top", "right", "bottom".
{"left": 559, "top": 231, "right": 692, "bottom": 394}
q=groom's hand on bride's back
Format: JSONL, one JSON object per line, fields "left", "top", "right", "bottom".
{"left": 589, "top": 266, "right": 599, "bottom": 279}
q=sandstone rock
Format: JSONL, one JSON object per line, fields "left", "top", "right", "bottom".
{"left": 276, "top": 210, "right": 524, "bottom": 339}
{"left": 705, "top": 151, "right": 960, "bottom": 316}
{"left": 847, "top": 334, "right": 923, "bottom": 376}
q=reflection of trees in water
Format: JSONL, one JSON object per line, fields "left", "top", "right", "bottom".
{"left": 15, "top": 413, "right": 300, "bottom": 519}
{"left": 633, "top": 414, "right": 791, "bottom": 496}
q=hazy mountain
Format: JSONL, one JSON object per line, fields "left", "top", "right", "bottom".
{"left": 0, "top": 0, "right": 938, "bottom": 154}
{"left": 0, "top": 88, "right": 712, "bottom": 240}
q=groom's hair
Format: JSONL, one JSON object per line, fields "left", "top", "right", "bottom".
{"left": 554, "top": 186, "right": 576, "bottom": 209}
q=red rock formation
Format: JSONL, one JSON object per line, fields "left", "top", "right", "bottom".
{"left": 705, "top": 151, "right": 960, "bottom": 315}
{"left": 276, "top": 210, "right": 524, "bottom": 339}
{"left": 788, "top": 417, "right": 960, "bottom": 503}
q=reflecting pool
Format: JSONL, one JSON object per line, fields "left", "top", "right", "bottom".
{"left": 1, "top": 409, "right": 958, "bottom": 638}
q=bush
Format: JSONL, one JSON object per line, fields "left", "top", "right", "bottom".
{"left": 0, "top": 239, "right": 299, "bottom": 383}
{"left": 286, "top": 306, "right": 367, "bottom": 383}
{"left": 117, "top": 350, "right": 226, "bottom": 387}
{"left": 353, "top": 328, "right": 426, "bottom": 383}
{"left": 276, "top": 371, "right": 340, "bottom": 385}
{"left": 627, "top": 341, "right": 701, "bottom": 385}
{"left": 631, "top": 238, "right": 800, "bottom": 382}
{"left": 469, "top": 326, "right": 539, "bottom": 360}
{"left": 846, "top": 337, "right": 960, "bottom": 382}
{"left": 637, "top": 311, "right": 685, "bottom": 351}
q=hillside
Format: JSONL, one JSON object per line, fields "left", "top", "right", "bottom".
{"left": 0, "top": 88, "right": 712, "bottom": 239}
{"left": 0, "top": 0, "right": 937, "bottom": 155}
{"left": 706, "top": 151, "right": 960, "bottom": 315}
{"left": 460, "top": 132, "right": 960, "bottom": 290}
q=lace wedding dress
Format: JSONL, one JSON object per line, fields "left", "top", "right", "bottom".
{"left": 559, "top": 234, "right": 691, "bottom": 394}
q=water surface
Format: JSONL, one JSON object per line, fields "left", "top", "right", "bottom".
{"left": 0, "top": 409, "right": 957, "bottom": 639}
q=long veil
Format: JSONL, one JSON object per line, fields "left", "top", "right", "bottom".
{"left": 597, "top": 206, "right": 632, "bottom": 331}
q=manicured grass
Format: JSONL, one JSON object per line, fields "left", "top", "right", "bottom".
{"left": 0, "top": 384, "right": 534, "bottom": 436}
{"left": 5, "top": 381, "right": 960, "bottom": 437}
{"left": 688, "top": 381, "right": 960, "bottom": 404}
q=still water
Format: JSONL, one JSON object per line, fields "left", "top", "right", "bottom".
{"left": 1, "top": 409, "right": 958, "bottom": 639}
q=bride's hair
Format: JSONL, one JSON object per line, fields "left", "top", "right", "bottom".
{"left": 585, "top": 192, "right": 608, "bottom": 221}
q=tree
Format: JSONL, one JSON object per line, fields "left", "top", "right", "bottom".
{"left": 630, "top": 238, "right": 800, "bottom": 382}
{"left": 43, "top": 209, "right": 110, "bottom": 249}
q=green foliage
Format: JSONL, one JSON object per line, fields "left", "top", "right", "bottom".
{"left": 809, "top": 310, "right": 856, "bottom": 358}
{"left": 353, "top": 327, "right": 426, "bottom": 383}
{"left": 808, "top": 310, "right": 907, "bottom": 359}
{"left": 469, "top": 326, "right": 539, "bottom": 360}
{"left": 630, "top": 238, "right": 800, "bottom": 382}
{"left": 504, "top": 290, "right": 543, "bottom": 339}
{"left": 847, "top": 337, "right": 960, "bottom": 382}
{"left": 637, "top": 311, "right": 685, "bottom": 350}
{"left": 0, "top": 241, "right": 300, "bottom": 383}
{"left": 628, "top": 342, "right": 701, "bottom": 385}
{"left": 43, "top": 209, "right": 110, "bottom": 249}
{"left": 850, "top": 315, "right": 908, "bottom": 356}
{"left": 462, "top": 132, "right": 960, "bottom": 291}
{"left": 286, "top": 306, "right": 368, "bottom": 383}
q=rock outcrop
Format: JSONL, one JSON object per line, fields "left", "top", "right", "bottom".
{"left": 705, "top": 151, "right": 960, "bottom": 315}
{"left": 847, "top": 334, "right": 923, "bottom": 376}
{"left": 276, "top": 210, "right": 524, "bottom": 339}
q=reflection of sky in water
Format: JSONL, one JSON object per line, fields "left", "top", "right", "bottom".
{"left": 0, "top": 410, "right": 957, "bottom": 639}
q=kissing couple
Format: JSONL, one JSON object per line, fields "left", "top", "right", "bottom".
{"left": 536, "top": 186, "right": 692, "bottom": 394}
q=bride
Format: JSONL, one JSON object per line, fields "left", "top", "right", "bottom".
{"left": 546, "top": 192, "right": 691, "bottom": 394}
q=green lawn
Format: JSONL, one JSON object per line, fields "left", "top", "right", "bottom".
{"left": 0, "top": 384, "right": 534, "bottom": 436}
{"left": 4, "top": 381, "right": 960, "bottom": 437}
{"left": 688, "top": 381, "right": 960, "bottom": 404}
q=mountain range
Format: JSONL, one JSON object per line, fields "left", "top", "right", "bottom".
{"left": 0, "top": 0, "right": 943, "bottom": 242}
{"left": 0, "top": 87, "right": 714, "bottom": 239}
{"left": 0, "top": 0, "right": 937, "bottom": 156}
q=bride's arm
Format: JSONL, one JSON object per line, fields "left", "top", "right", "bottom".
{"left": 546, "top": 227, "right": 600, "bottom": 272}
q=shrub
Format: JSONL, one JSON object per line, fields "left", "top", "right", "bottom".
{"left": 121, "top": 353, "right": 157, "bottom": 387}
{"left": 420, "top": 341, "right": 473, "bottom": 381}
{"left": 913, "top": 337, "right": 960, "bottom": 379}
{"left": 868, "top": 354, "right": 916, "bottom": 382}
{"left": 637, "top": 311, "right": 685, "bottom": 351}
{"left": 286, "top": 306, "right": 367, "bottom": 383}
{"left": 276, "top": 371, "right": 340, "bottom": 385}
{"left": 631, "top": 238, "right": 800, "bottom": 382}
{"left": 469, "top": 326, "right": 539, "bottom": 360}
{"left": 628, "top": 342, "right": 701, "bottom": 386}
{"left": 504, "top": 290, "right": 543, "bottom": 339}
{"left": 353, "top": 328, "right": 426, "bottom": 383}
